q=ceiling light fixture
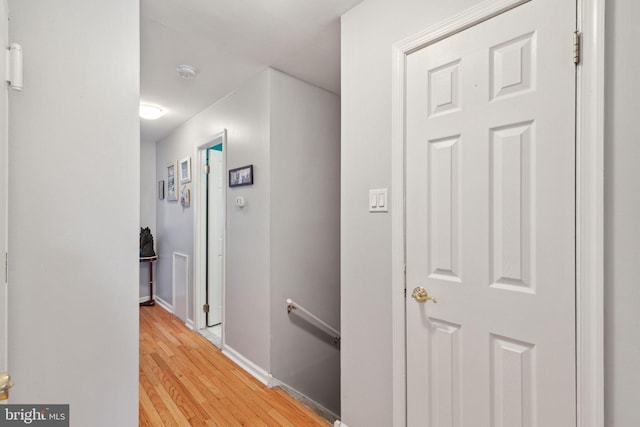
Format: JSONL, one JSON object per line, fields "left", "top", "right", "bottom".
{"left": 177, "top": 64, "right": 197, "bottom": 80}
{"left": 139, "top": 103, "right": 166, "bottom": 120}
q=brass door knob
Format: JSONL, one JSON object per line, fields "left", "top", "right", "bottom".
{"left": 0, "top": 372, "right": 13, "bottom": 400}
{"left": 411, "top": 287, "right": 437, "bottom": 303}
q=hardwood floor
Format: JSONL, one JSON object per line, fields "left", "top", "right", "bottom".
{"left": 139, "top": 305, "right": 330, "bottom": 426}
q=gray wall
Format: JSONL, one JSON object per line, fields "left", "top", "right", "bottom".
{"left": 155, "top": 70, "right": 271, "bottom": 367}
{"left": 224, "top": 72, "right": 271, "bottom": 367}
{"left": 7, "top": 1, "right": 140, "bottom": 425}
{"left": 269, "top": 70, "right": 341, "bottom": 414}
{"left": 604, "top": 1, "right": 640, "bottom": 425}
{"left": 155, "top": 68, "right": 341, "bottom": 414}
{"left": 140, "top": 138, "right": 157, "bottom": 299}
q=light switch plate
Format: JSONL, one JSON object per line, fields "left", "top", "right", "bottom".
{"left": 369, "top": 188, "right": 388, "bottom": 212}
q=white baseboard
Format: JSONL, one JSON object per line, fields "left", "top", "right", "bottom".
{"left": 222, "top": 345, "right": 272, "bottom": 386}
{"left": 186, "top": 319, "right": 194, "bottom": 330}
{"left": 155, "top": 296, "right": 173, "bottom": 313}
{"left": 138, "top": 296, "right": 150, "bottom": 303}
{"left": 220, "top": 345, "right": 341, "bottom": 425}
{"left": 271, "top": 377, "right": 339, "bottom": 424}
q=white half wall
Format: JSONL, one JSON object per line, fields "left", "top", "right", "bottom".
{"left": 7, "top": 1, "right": 139, "bottom": 426}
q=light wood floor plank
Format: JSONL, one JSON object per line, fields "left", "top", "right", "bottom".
{"left": 140, "top": 304, "right": 330, "bottom": 426}
{"left": 140, "top": 383, "right": 167, "bottom": 426}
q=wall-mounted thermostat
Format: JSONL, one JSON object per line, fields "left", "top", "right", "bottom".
{"left": 235, "top": 196, "right": 246, "bottom": 208}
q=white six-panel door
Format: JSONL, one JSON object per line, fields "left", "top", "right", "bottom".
{"left": 405, "top": 0, "right": 576, "bottom": 425}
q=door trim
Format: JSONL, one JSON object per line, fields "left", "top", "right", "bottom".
{"left": 390, "top": 0, "right": 605, "bottom": 426}
{"left": 193, "top": 130, "right": 227, "bottom": 334}
{"left": 575, "top": 1, "right": 605, "bottom": 425}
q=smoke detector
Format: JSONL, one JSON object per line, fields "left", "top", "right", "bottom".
{"left": 177, "top": 64, "right": 197, "bottom": 80}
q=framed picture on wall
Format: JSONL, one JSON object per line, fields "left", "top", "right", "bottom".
{"left": 179, "top": 157, "right": 191, "bottom": 184}
{"left": 229, "top": 164, "right": 253, "bottom": 187}
{"left": 167, "top": 161, "right": 178, "bottom": 201}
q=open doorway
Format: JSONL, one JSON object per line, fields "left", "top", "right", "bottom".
{"left": 194, "top": 130, "right": 226, "bottom": 348}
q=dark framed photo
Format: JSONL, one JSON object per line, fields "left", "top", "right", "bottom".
{"left": 229, "top": 165, "right": 254, "bottom": 187}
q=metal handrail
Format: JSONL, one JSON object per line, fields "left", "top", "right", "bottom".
{"left": 286, "top": 298, "right": 341, "bottom": 345}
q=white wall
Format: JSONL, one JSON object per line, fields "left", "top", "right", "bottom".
{"left": 7, "top": 1, "right": 139, "bottom": 426}
{"left": 155, "top": 70, "right": 271, "bottom": 367}
{"left": 269, "top": 70, "right": 341, "bottom": 415}
{"left": 604, "top": 1, "right": 640, "bottom": 425}
{"left": 140, "top": 138, "right": 157, "bottom": 300}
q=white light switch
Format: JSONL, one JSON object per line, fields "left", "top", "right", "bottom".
{"left": 369, "top": 188, "right": 388, "bottom": 212}
{"left": 370, "top": 193, "right": 377, "bottom": 209}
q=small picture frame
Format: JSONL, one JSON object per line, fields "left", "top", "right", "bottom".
{"left": 229, "top": 165, "right": 253, "bottom": 187}
{"left": 167, "top": 161, "right": 178, "bottom": 201}
{"left": 179, "top": 157, "right": 191, "bottom": 184}
{"left": 158, "top": 180, "right": 165, "bottom": 200}
{"left": 180, "top": 185, "right": 190, "bottom": 207}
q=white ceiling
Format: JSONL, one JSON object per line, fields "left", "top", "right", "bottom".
{"left": 141, "top": 0, "right": 363, "bottom": 142}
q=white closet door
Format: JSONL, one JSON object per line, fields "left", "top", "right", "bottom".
{"left": 405, "top": 1, "right": 577, "bottom": 425}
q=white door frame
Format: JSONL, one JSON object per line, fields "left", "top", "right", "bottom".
{"left": 193, "top": 130, "right": 227, "bottom": 335}
{"left": 390, "top": 0, "right": 605, "bottom": 426}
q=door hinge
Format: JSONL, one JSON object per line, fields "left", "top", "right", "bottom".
{"left": 6, "top": 43, "right": 22, "bottom": 91}
{"left": 573, "top": 31, "right": 581, "bottom": 65}
{"left": 403, "top": 264, "right": 407, "bottom": 296}
{"left": 204, "top": 165, "right": 210, "bottom": 174}
{"left": 203, "top": 304, "right": 210, "bottom": 313}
